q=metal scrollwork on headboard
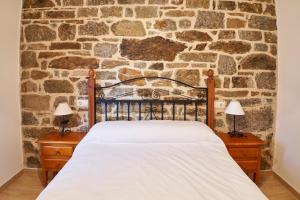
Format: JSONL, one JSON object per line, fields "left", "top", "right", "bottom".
{"left": 94, "top": 76, "right": 208, "bottom": 122}
{"left": 151, "top": 90, "right": 160, "bottom": 100}
{"left": 88, "top": 69, "right": 215, "bottom": 129}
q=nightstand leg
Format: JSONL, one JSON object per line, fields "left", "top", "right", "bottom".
{"left": 42, "top": 169, "right": 48, "bottom": 186}
{"left": 254, "top": 171, "right": 260, "bottom": 184}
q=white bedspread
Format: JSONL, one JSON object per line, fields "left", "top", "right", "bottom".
{"left": 37, "top": 121, "right": 267, "bottom": 200}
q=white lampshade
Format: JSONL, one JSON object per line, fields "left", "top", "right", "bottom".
{"left": 54, "top": 102, "right": 73, "bottom": 116}
{"left": 225, "top": 100, "right": 245, "bottom": 116}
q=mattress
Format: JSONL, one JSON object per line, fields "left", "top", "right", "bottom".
{"left": 37, "top": 121, "right": 267, "bottom": 200}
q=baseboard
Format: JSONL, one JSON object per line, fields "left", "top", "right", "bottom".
{"left": 272, "top": 171, "right": 300, "bottom": 198}
{"left": 0, "top": 169, "right": 24, "bottom": 192}
{"left": 261, "top": 170, "right": 274, "bottom": 173}
{"left": 23, "top": 167, "right": 39, "bottom": 171}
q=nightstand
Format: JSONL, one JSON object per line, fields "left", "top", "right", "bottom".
{"left": 217, "top": 132, "right": 265, "bottom": 184}
{"left": 37, "top": 131, "right": 86, "bottom": 186}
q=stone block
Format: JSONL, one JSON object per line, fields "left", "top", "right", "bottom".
{"left": 44, "top": 80, "right": 74, "bottom": 93}
{"left": 120, "top": 36, "right": 186, "bottom": 61}
{"left": 22, "top": 95, "right": 50, "bottom": 111}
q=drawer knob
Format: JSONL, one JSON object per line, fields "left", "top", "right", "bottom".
{"left": 55, "top": 151, "right": 61, "bottom": 156}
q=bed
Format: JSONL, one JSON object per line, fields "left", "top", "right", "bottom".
{"left": 37, "top": 69, "right": 268, "bottom": 200}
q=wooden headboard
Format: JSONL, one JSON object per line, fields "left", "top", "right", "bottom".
{"left": 87, "top": 68, "right": 215, "bottom": 129}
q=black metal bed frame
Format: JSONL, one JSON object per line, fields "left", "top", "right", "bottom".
{"left": 94, "top": 76, "right": 209, "bottom": 124}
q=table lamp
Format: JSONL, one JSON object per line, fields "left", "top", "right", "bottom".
{"left": 225, "top": 100, "right": 245, "bottom": 137}
{"left": 54, "top": 102, "right": 73, "bottom": 136}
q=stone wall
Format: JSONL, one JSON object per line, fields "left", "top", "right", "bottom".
{"left": 20, "top": 0, "right": 277, "bottom": 168}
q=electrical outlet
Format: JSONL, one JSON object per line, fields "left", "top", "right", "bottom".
{"left": 215, "top": 100, "right": 226, "bottom": 109}
{"left": 77, "top": 99, "right": 88, "bottom": 108}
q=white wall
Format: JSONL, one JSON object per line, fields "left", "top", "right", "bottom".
{"left": 0, "top": 1, "right": 23, "bottom": 186}
{"left": 274, "top": 0, "right": 300, "bottom": 193}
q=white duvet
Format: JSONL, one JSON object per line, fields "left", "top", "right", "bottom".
{"left": 37, "top": 121, "right": 267, "bottom": 200}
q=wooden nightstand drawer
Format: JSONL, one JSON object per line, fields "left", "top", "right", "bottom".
{"left": 43, "top": 159, "right": 68, "bottom": 170}
{"left": 37, "top": 131, "right": 86, "bottom": 186}
{"left": 42, "top": 146, "right": 73, "bottom": 158}
{"left": 236, "top": 161, "right": 259, "bottom": 171}
{"left": 228, "top": 148, "right": 259, "bottom": 161}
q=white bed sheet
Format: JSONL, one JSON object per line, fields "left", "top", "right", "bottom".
{"left": 37, "top": 121, "right": 267, "bottom": 200}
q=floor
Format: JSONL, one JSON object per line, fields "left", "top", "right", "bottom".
{"left": 0, "top": 170, "right": 299, "bottom": 200}
{"left": 0, "top": 170, "right": 43, "bottom": 200}
{"left": 260, "top": 171, "right": 300, "bottom": 200}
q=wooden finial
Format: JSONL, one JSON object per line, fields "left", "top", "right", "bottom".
{"left": 207, "top": 69, "right": 214, "bottom": 79}
{"left": 89, "top": 68, "right": 95, "bottom": 79}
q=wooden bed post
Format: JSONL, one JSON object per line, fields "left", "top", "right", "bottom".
{"left": 207, "top": 69, "right": 215, "bottom": 130}
{"left": 88, "top": 68, "right": 96, "bottom": 129}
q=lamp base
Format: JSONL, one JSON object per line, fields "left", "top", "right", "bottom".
{"left": 59, "top": 119, "right": 69, "bottom": 137}
{"left": 228, "top": 131, "right": 245, "bottom": 137}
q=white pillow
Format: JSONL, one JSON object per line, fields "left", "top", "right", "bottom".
{"left": 83, "top": 120, "right": 219, "bottom": 143}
